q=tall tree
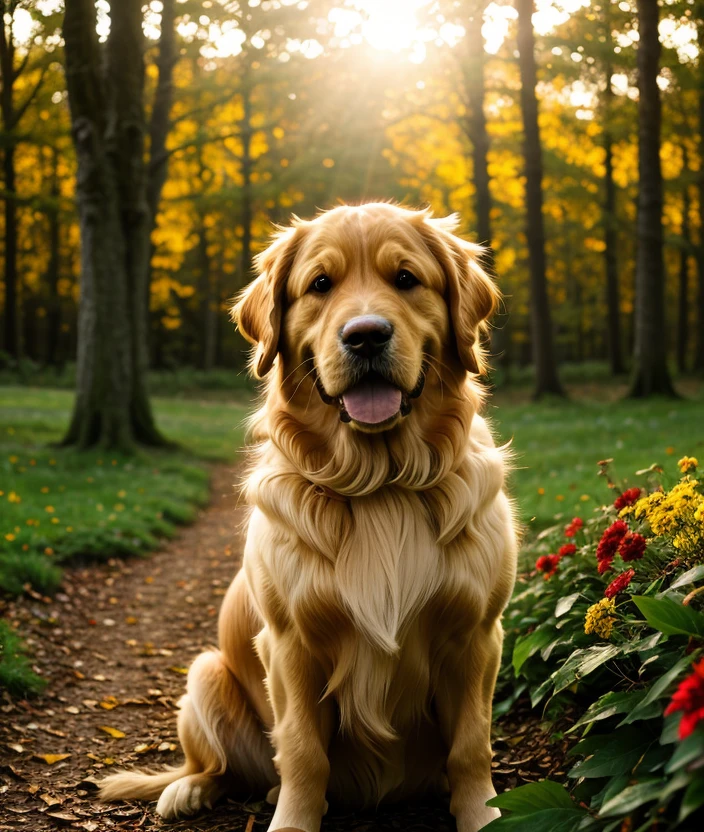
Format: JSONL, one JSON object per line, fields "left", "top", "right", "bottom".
{"left": 0, "top": 0, "right": 53, "bottom": 358}
{"left": 629, "top": 0, "right": 676, "bottom": 397}
{"left": 61, "top": 0, "right": 167, "bottom": 449}
{"left": 601, "top": 2, "right": 625, "bottom": 376}
{"left": 515, "top": 0, "right": 565, "bottom": 397}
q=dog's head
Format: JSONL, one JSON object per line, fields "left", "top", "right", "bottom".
{"left": 233, "top": 203, "right": 498, "bottom": 434}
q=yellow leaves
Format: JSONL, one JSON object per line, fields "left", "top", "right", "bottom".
{"left": 99, "top": 696, "right": 119, "bottom": 710}
{"left": 36, "top": 753, "right": 71, "bottom": 765}
{"left": 169, "top": 665, "right": 189, "bottom": 675}
{"left": 98, "top": 726, "right": 126, "bottom": 739}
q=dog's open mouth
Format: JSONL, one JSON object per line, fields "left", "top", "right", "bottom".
{"left": 316, "top": 368, "right": 426, "bottom": 427}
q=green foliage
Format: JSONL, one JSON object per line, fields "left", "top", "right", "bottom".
{"left": 496, "top": 457, "right": 704, "bottom": 830}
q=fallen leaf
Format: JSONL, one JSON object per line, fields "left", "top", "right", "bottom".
{"left": 102, "top": 757, "right": 116, "bottom": 765}
{"left": 65, "top": 706, "right": 80, "bottom": 715}
{"left": 7, "top": 743, "right": 24, "bottom": 753}
{"left": 35, "top": 753, "right": 71, "bottom": 765}
{"left": 40, "top": 793, "right": 63, "bottom": 807}
{"left": 99, "top": 696, "right": 119, "bottom": 710}
{"left": 98, "top": 726, "right": 125, "bottom": 739}
{"left": 169, "top": 666, "right": 188, "bottom": 675}
{"left": 48, "top": 812, "right": 80, "bottom": 823}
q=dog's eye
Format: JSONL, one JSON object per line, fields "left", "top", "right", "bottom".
{"left": 311, "top": 275, "right": 333, "bottom": 294}
{"left": 395, "top": 270, "right": 420, "bottom": 291}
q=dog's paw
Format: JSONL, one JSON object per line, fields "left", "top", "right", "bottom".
{"left": 156, "top": 775, "right": 218, "bottom": 819}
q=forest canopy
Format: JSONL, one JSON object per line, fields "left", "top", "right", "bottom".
{"left": 1, "top": 0, "right": 702, "bottom": 390}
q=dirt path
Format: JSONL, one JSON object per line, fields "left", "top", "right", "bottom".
{"left": 0, "top": 466, "right": 569, "bottom": 832}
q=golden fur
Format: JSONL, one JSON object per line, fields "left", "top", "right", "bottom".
{"left": 100, "top": 203, "right": 518, "bottom": 832}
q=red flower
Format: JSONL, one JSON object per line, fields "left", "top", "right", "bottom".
{"left": 558, "top": 543, "right": 577, "bottom": 558}
{"left": 604, "top": 568, "right": 635, "bottom": 599}
{"left": 535, "top": 554, "right": 560, "bottom": 579}
{"left": 565, "top": 517, "right": 584, "bottom": 538}
{"left": 618, "top": 532, "right": 647, "bottom": 562}
{"left": 597, "top": 555, "right": 614, "bottom": 575}
{"left": 596, "top": 520, "right": 629, "bottom": 561}
{"left": 664, "top": 659, "right": 704, "bottom": 740}
{"left": 614, "top": 487, "right": 641, "bottom": 511}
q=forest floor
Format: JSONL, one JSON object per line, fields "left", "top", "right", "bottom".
{"left": 0, "top": 465, "right": 572, "bottom": 832}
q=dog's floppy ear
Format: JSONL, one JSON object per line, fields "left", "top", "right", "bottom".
{"left": 231, "top": 223, "right": 304, "bottom": 378}
{"left": 419, "top": 215, "right": 499, "bottom": 375}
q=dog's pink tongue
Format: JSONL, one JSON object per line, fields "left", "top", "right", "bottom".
{"left": 342, "top": 379, "right": 402, "bottom": 424}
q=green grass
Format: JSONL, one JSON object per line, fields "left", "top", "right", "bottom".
{"left": 0, "top": 619, "right": 47, "bottom": 697}
{"left": 489, "top": 390, "right": 704, "bottom": 532}
{"left": 1, "top": 380, "right": 703, "bottom": 695}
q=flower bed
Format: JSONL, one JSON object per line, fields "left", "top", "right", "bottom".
{"left": 489, "top": 457, "right": 704, "bottom": 830}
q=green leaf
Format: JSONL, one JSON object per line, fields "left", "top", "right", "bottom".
{"left": 632, "top": 596, "right": 704, "bottom": 638}
{"left": 599, "top": 778, "right": 665, "bottom": 817}
{"left": 619, "top": 654, "right": 693, "bottom": 726}
{"left": 589, "top": 775, "right": 629, "bottom": 812}
{"left": 555, "top": 592, "right": 581, "bottom": 617}
{"left": 513, "top": 629, "right": 554, "bottom": 676}
{"left": 487, "top": 780, "right": 574, "bottom": 814}
{"left": 569, "top": 727, "right": 654, "bottom": 779}
{"left": 679, "top": 775, "right": 704, "bottom": 822}
{"left": 661, "top": 713, "right": 681, "bottom": 745}
{"left": 551, "top": 644, "right": 622, "bottom": 694}
{"left": 665, "top": 730, "right": 704, "bottom": 774}
{"left": 530, "top": 676, "right": 554, "bottom": 708}
{"left": 482, "top": 809, "right": 588, "bottom": 831}
{"left": 571, "top": 690, "right": 655, "bottom": 731}
{"left": 667, "top": 565, "right": 704, "bottom": 592}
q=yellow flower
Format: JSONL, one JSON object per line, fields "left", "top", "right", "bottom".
{"left": 117, "top": 490, "right": 127, "bottom": 498}
{"left": 584, "top": 598, "right": 617, "bottom": 639}
{"left": 7, "top": 492, "right": 21, "bottom": 504}
{"left": 45, "top": 505, "right": 55, "bottom": 513}
{"left": 66, "top": 526, "right": 73, "bottom": 532}
{"left": 49, "top": 459, "right": 56, "bottom": 466}
{"left": 8, "top": 455, "right": 18, "bottom": 464}
{"left": 86, "top": 476, "right": 94, "bottom": 483}
{"left": 5, "top": 533, "right": 16, "bottom": 541}
{"left": 114, "top": 503, "right": 125, "bottom": 512}
{"left": 29, "top": 459, "right": 36, "bottom": 466}
{"left": 41, "top": 486, "right": 50, "bottom": 494}
{"left": 678, "top": 456, "right": 698, "bottom": 474}
{"left": 537, "top": 487, "right": 545, "bottom": 495}
{"left": 51, "top": 517, "right": 59, "bottom": 524}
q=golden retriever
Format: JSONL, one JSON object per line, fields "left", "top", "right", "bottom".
{"left": 100, "top": 203, "right": 518, "bottom": 832}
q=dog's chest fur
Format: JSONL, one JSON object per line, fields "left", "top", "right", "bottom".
{"left": 248, "top": 450, "right": 506, "bottom": 754}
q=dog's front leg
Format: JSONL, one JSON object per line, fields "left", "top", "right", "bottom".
{"left": 435, "top": 619, "right": 503, "bottom": 832}
{"left": 266, "top": 630, "right": 333, "bottom": 832}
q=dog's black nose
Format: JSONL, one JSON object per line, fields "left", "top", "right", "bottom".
{"left": 341, "top": 315, "right": 394, "bottom": 359}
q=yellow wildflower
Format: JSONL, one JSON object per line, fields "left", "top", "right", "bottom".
{"left": 584, "top": 598, "right": 617, "bottom": 639}
{"left": 117, "top": 490, "right": 127, "bottom": 498}
{"left": 7, "top": 492, "right": 21, "bottom": 504}
{"left": 41, "top": 486, "right": 49, "bottom": 493}
{"left": 8, "top": 455, "right": 18, "bottom": 464}
{"left": 45, "top": 505, "right": 55, "bottom": 513}
{"left": 5, "top": 533, "right": 16, "bottom": 541}
{"left": 679, "top": 456, "right": 698, "bottom": 474}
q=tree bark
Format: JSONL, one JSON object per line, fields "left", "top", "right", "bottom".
{"left": 696, "top": 3, "right": 704, "bottom": 373}
{"left": 515, "top": 0, "right": 565, "bottom": 397}
{"left": 1, "top": 1, "right": 19, "bottom": 358}
{"left": 462, "top": 2, "right": 507, "bottom": 367}
{"left": 677, "top": 147, "right": 691, "bottom": 374}
{"left": 629, "top": 0, "right": 676, "bottom": 397}
{"left": 602, "top": 38, "right": 625, "bottom": 375}
{"left": 62, "top": 0, "right": 168, "bottom": 449}
{"left": 46, "top": 147, "right": 61, "bottom": 365}
{"left": 239, "top": 55, "right": 254, "bottom": 290}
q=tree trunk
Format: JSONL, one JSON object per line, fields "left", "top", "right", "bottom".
{"left": 62, "top": 0, "right": 168, "bottom": 450}
{"left": 629, "top": 0, "right": 676, "bottom": 397}
{"left": 677, "top": 151, "right": 691, "bottom": 373}
{"left": 0, "top": 4, "right": 19, "bottom": 359}
{"left": 462, "top": 2, "right": 507, "bottom": 367}
{"left": 46, "top": 148, "right": 61, "bottom": 365}
{"left": 602, "top": 42, "right": 625, "bottom": 375}
{"left": 696, "top": 3, "right": 704, "bottom": 373}
{"left": 515, "top": 0, "right": 565, "bottom": 397}
{"left": 240, "top": 56, "right": 254, "bottom": 289}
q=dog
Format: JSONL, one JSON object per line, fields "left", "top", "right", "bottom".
{"left": 100, "top": 203, "right": 518, "bottom": 832}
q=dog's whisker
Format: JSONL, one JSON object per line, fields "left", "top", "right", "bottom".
{"left": 281, "top": 356, "right": 314, "bottom": 388}
{"left": 286, "top": 365, "right": 318, "bottom": 404}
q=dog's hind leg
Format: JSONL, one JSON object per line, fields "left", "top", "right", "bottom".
{"left": 101, "top": 648, "right": 276, "bottom": 819}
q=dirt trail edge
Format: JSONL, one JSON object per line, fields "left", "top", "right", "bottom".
{"left": 0, "top": 465, "right": 569, "bottom": 832}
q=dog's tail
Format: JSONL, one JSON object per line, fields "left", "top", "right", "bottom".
{"left": 99, "top": 765, "right": 190, "bottom": 802}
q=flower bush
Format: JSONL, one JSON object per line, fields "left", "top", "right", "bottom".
{"left": 488, "top": 457, "right": 704, "bottom": 830}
